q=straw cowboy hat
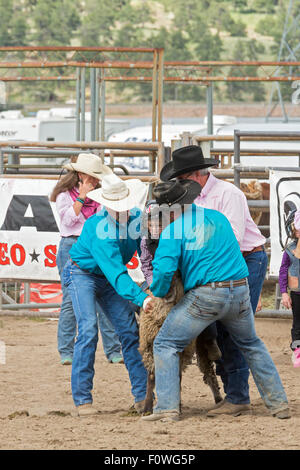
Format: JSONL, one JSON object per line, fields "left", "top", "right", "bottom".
{"left": 63, "top": 153, "right": 112, "bottom": 179}
{"left": 87, "top": 173, "right": 149, "bottom": 212}
{"left": 160, "top": 145, "right": 219, "bottom": 181}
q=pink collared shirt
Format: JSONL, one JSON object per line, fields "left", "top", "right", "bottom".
{"left": 56, "top": 191, "right": 101, "bottom": 237}
{"left": 294, "top": 210, "right": 300, "bottom": 231}
{"left": 194, "top": 173, "right": 266, "bottom": 252}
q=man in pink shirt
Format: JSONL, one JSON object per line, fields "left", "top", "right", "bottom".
{"left": 160, "top": 145, "right": 268, "bottom": 417}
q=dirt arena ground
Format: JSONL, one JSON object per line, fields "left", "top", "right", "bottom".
{"left": 0, "top": 314, "right": 299, "bottom": 451}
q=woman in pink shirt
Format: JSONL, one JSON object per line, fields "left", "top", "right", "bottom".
{"left": 50, "top": 154, "right": 123, "bottom": 365}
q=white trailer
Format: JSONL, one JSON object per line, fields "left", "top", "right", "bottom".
{"left": 0, "top": 109, "right": 130, "bottom": 142}
{"left": 0, "top": 108, "right": 130, "bottom": 167}
{"left": 108, "top": 116, "right": 237, "bottom": 171}
{"left": 108, "top": 123, "right": 209, "bottom": 171}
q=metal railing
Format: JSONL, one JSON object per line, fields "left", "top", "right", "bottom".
{"left": 0, "top": 140, "right": 165, "bottom": 177}
{"left": 0, "top": 140, "right": 166, "bottom": 312}
{"left": 233, "top": 130, "right": 300, "bottom": 187}
{"left": 179, "top": 130, "right": 300, "bottom": 318}
{"left": 1, "top": 134, "right": 298, "bottom": 317}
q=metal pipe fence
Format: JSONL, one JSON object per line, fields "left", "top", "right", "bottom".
{"left": 0, "top": 134, "right": 297, "bottom": 317}
{"left": 0, "top": 140, "right": 166, "bottom": 175}
{"left": 232, "top": 130, "right": 300, "bottom": 188}
{"left": 0, "top": 140, "right": 165, "bottom": 313}
{"left": 182, "top": 131, "right": 300, "bottom": 317}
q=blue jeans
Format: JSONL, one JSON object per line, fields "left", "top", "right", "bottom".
{"left": 56, "top": 237, "right": 122, "bottom": 362}
{"left": 62, "top": 260, "right": 147, "bottom": 406}
{"left": 153, "top": 282, "right": 288, "bottom": 415}
{"left": 215, "top": 249, "right": 269, "bottom": 404}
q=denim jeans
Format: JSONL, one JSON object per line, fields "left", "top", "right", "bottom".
{"left": 215, "top": 249, "right": 269, "bottom": 404}
{"left": 56, "top": 237, "right": 122, "bottom": 362}
{"left": 153, "top": 282, "right": 288, "bottom": 415}
{"left": 290, "top": 291, "right": 300, "bottom": 350}
{"left": 62, "top": 259, "right": 147, "bottom": 406}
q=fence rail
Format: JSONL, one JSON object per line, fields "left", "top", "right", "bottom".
{"left": 0, "top": 133, "right": 299, "bottom": 317}
{"left": 0, "top": 140, "right": 165, "bottom": 175}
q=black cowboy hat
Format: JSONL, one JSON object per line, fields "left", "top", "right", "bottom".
{"left": 153, "top": 179, "right": 202, "bottom": 207}
{"left": 160, "top": 145, "right": 219, "bottom": 181}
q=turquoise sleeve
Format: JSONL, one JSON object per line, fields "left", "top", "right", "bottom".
{"left": 150, "top": 235, "right": 181, "bottom": 298}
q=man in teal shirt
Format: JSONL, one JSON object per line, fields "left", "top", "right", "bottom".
{"left": 150, "top": 204, "right": 248, "bottom": 298}
{"left": 143, "top": 180, "right": 289, "bottom": 422}
{"left": 69, "top": 207, "right": 148, "bottom": 307}
{"left": 63, "top": 174, "right": 151, "bottom": 416}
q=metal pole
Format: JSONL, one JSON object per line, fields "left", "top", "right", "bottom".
{"left": 206, "top": 84, "right": 213, "bottom": 135}
{"left": 157, "top": 49, "right": 164, "bottom": 142}
{"left": 0, "top": 148, "right": 4, "bottom": 173}
{"left": 75, "top": 67, "right": 81, "bottom": 141}
{"left": 24, "top": 282, "right": 30, "bottom": 304}
{"left": 1, "top": 302, "right": 61, "bottom": 310}
{"left": 256, "top": 310, "right": 293, "bottom": 319}
{"left": 99, "top": 69, "right": 106, "bottom": 142}
{"left": 234, "top": 130, "right": 241, "bottom": 188}
{"left": 80, "top": 68, "right": 86, "bottom": 141}
{"left": 90, "top": 68, "right": 96, "bottom": 141}
{"left": 0, "top": 141, "right": 163, "bottom": 150}
{"left": 151, "top": 50, "right": 158, "bottom": 142}
{"left": 95, "top": 68, "right": 100, "bottom": 141}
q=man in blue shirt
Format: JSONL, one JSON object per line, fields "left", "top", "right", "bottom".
{"left": 142, "top": 180, "right": 289, "bottom": 422}
{"left": 63, "top": 174, "right": 151, "bottom": 416}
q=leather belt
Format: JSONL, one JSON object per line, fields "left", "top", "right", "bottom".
{"left": 242, "top": 245, "right": 264, "bottom": 258}
{"left": 200, "top": 278, "right": 247, "bottom": 288}
{"left": 70, "top": 258, "right": 91, "bottom": 274}
{"left": 71, "top": 258, "right": 81, "bottom": 268}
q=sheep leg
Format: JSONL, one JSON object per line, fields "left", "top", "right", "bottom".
{"left": 143, "top": 373, "right": 155, "bottom": 414}
{"left": 195, "top": 335, "right": 223, "bottom": 404}
{"left": 203, "top": 363, "right": 223, "bottom": 404}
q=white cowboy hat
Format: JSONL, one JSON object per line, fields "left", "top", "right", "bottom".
{"left": 87, "top": 173, "right": 148, "bottom": 212}
{"left": 63, "top": 153, "right": 112, "bottom": 180}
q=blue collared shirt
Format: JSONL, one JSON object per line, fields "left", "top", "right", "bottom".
{"left": 150, "top": 204, "right": 249, "bottom": 298}
{"left": 69, "top": 207, "right": 147, "bottom": 307}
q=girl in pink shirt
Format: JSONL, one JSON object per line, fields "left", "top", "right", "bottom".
{"left": 50, "top": 155, "right": 123, "bottom": 365}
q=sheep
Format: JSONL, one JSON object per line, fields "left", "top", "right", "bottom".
{"left": 138, "top": 271, "right": 223, "bottom": 414}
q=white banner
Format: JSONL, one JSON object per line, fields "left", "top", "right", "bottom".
{"left": 0, "top": 178, "right": 145, "bottom": 283}
{"left": 269, "top": 169, "right": 300, "bottom": 277}
{"left": 0, "top": 178, "right": 60, "bottom": 281}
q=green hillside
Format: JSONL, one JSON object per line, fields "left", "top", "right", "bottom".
{"left": 0, "top": 0, "right": 297, "bottom": 105}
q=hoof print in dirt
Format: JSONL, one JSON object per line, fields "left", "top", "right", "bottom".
{"left": 47, "top": 410, "right": 71, "bottom": 417}
{"left": 8, "top": 410, "right": 30, "bottom": 420}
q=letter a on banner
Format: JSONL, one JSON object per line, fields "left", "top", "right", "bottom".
{"left": 1, "top": 195, "right": 59, "bottom": 232}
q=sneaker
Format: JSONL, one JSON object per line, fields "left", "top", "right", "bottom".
{"left": 76, "top": 403, "right": 100, "bottom": 417}
{"left": 61, "top": 357, "right": 72, "bottom": 365}
{"left": 272, "top": 408, "right": 291, "bottom": 419}
{"left": 292, "top": 347, "right": 300, "bottom": 368}
{"left": 141, "top": 410, "right": 180, "bottom": 422}
{"left": 207, "top": 400, "right": 251, "bottom": 417}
